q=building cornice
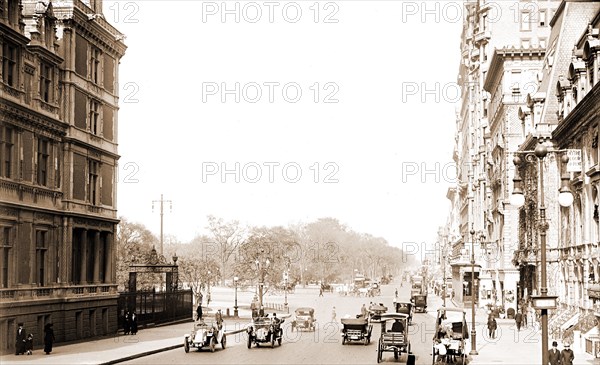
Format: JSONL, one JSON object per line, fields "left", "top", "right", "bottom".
{"left": 484, "top": 48, "right": 545, "bottom": 92}
{"left": 552, "top": 81, "right": 600, "bottom": 146}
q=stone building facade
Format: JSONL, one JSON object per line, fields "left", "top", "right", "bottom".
{"left": 447, "top": 0, "right": 558, "bottom": 310}
{"left": 0, "top": 0, "right": 125, "bottom": 353}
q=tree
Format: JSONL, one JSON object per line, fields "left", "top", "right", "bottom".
{"left": 115, "top": 217, "right": 160, "bottom": 291}
{"left": 206, "top": 215, "right": 247, "bottom": 283}
{"left": 234, "top": 226, "right": 297, "bottom": 295}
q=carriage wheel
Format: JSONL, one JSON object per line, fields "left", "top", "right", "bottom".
{"left": 210, "top": 336, "right": 216, "bottom": 352}
{"left": 278, "top": 336, "right": 282, "bottom": 346}
{"left": 271, "top": 335, "right": 275, "bottom": 348}
{"left": 221, "top": 335, "right": 226, "bottom": 350}
{"left": 342, "top": 336, "right": 346, "bottom": 345}
{"left": 377, "top": 339, "right": 383, "bottom": 363}
{"left": 184, "top": 339, "right": 189, "bottom": 353}
{"left": 247, "top": 336, "right": 252, "bottom": 349}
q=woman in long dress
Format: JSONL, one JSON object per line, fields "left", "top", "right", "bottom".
{"left": 43, "top": 323, "right": 55, "bottom": 355}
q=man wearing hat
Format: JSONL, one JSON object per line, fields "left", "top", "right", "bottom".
{"left": 548, "top": 341, "right": 560, "bottom": 365}
{"left": 561, "top": 342, "right": 575, "bottom": 365}
{"left": 15, "top": 323, "right": 26, "bottom": 355}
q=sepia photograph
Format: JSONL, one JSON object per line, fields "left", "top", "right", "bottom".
{"left": 1, "top": 0, "right": 600, "bottom": 364}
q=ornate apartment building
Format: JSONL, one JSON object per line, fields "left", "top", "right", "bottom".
{"left": 0, "top": 0, "right": 125, "bottom": 352}
{"left": 446, "top": 0, "right": 558, "bottom": 311}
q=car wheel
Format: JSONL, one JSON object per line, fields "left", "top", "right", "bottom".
{"left": 184, "top": 339, "right": 189, "bottom": 353}
{"left": 221, "top": 335, "right": 226, "bottom": 350}
{"left": 210, "top": 336, "right": 216, "bottom": 353}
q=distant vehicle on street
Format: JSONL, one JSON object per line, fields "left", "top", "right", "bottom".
{"left": 292, "top": 307, "right": 316, "bottom": 332}
{"left": 183, "top": 319, "right": 226, "bottom": 353}
{"left": 247, "top": 315, "right": 284, "bottom": 348}
{"left": 341, "top": 316, "right": 372, "bottom": 345}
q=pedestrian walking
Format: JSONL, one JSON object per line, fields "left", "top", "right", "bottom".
{"left": 561, "top": 343, "right": 575, "bottom": 365}
{"left": 487, "top": 315, "right": 497, "bottom": 339}
{"left": 332, "top": 306, "right": 337, "bottom": 322}
{"left": 319, "top": 286, "right": 324, "bottom": 297}
{"left": 43, "top": 323, "right": 55, "bottom": 355}
{"left": 196, "top": 303, "right": 203, "bottom": 320}
{"left": 15, "top": 323, "right": 26, "bottom": 355}
{"left": 521, "top": 302, "right": 528, "bottom": 328}
{"left": 548, "top": 341, "right": 560, "bottom": 365}
{"left": 130, "top": 312, "right": 138, "bottom": 335}
{"left": 361, "top": 304, "right": 368, "bottom": 318}
{"left": 199, "top": 291, "right": 203, "bottom": 306}
{"left": 515, "top": 310, "right": 523, "bottom": 332}
{"left": 24, "top": 333, "right": 33, "bottom": 355}
{"left": 216, "top": 309, "right": 223, "bottom": 329}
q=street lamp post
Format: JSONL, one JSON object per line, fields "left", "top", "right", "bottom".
{"left": 469, "top": 228, "right": 478, "bottom": 356}
{"left": 255, "top": 249, "right": 271, "bottom": 317}
{"left": 511, "top": 138, "right": 573, "bottom": 365}
{"left": 442, "top": 244, "right": 447, "bottom": 308}
{"left": 234, "top": 276, "right": 239, "bottom": 317}
{"left": 207, "top": 270, "right": 211, "bottom": 305}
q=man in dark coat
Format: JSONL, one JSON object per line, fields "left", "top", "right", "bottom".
{"left": 44, "top": 323, "right": 55, "bottom": 355}
{"left": 561, "top": 343, "right": 575, "bottom": 365}
{"left": 548, "top": 341, "right": 561, "bottom": 365}
{"left": 487, "top": 315, "right": 497, "bottom": 339}
{"left": 196, "top": 304, "right": 203, "bottom": 320}
{"left": 123, "top": 311, "right": 130, "bottom": 335}
{"left": 130, "top": 312, "right": 138, "bottom": 335}
{"left": 515, "top": 310, "right": 523, "bottom": 332}
{"left": 15, "top": 323, "right": 26, "bottom": 355}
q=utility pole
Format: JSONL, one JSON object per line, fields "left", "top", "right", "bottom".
{"left": 152, "top": 194, "right": 172, "bottom": 255}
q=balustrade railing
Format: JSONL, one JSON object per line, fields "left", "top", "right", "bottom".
{"left": 0, "top": 284, "right": 117, "bottom": 301}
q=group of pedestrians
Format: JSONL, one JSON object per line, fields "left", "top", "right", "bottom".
{"left": 123, "top": 311, "right": 138, "bottom": 335}
{"left": 549, "top": 341, "right": 575, "bottom": 365}
{"left": 15, "top": 322, "right": 55, "bottom": 356}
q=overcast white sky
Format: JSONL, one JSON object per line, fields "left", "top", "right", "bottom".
{"left": 104, "top": 1, "right": 463, "bottom": 252}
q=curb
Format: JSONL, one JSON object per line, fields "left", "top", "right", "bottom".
{"left": 99, "top": 344, "right": 182, "bottom": 365}
{"left": 98, "top": 328, "right": 249, "bottom": 364}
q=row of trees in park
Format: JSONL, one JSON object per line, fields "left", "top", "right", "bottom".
{"left": 116, "top": 216, "right": 418, "bottom": 299}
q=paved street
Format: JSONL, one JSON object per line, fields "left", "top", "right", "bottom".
{"left": 1, "top": 280, "right": 598, "bottom": 364}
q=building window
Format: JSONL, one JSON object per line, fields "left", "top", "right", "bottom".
{"left": 89, "top": 100, "right": 100, "bottom": 135}
{"left": 88, "top": 160, "right": 99, "bottom": 205}
{"left": 539, "top": 10, "right": 547, "bottom": 26}
{"left": 521, "top": 39, "right": 531, "bottom": 49}
{"left": 0, "top": 126, "right": 13, "bottom": 178}
{"left": 1, "top": 227, "right": 12, "bottom": 288}
{"left": 36, "top": 230, "right": 48, "bottom": 287}
{"left": 90, "top": 47, "right": 101, "bottom": 84}
{"left": 2, "top": 42, "right": 18, "bottom": 87}
{"left": 37, "top": 138, "right": 49, "bottom": 186}
{"left": 45, "top": 20, "right": 54, "bottom": 48}
{"left": 40, "top": 63, "right": 53, "bottom": 103}
{"left": 520, "top": 11, "right": 532, "bottom": 31}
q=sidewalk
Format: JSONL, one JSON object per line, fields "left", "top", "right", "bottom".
{"left": 447, "top": 298, "right": 596, "bottom": 365}
{"left": 0, "top": 319, "right": 251, "bottom": 365}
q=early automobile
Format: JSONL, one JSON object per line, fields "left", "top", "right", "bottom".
{"left": 247, "top": 315, "right": 284, "bottom": 348}
{"left": 411, "top": 294, "right": 428, "bottom": 313}
{"left": 395, "top": 302, "right": 413, "bottom": 325}
{"left": 183, "top": 319, "right": 226, "bottom": 353}
{"left": 432, "top": 307, "right": 469, "bottom": 364}
{"left": 341, "top": 316, "right": 372, "bottom": 345}
{"left": 368, "top": 303, "right": 388, "bottom": 323}
{"left": 292, "top": 307, "right": 316, "bottom": 332}
{"left": 377, "top": 313, "right": 415, "bottom": 364}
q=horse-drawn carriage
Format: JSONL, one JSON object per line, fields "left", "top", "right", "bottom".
{"left": 432, "top": 307, "right": 469, "bottom": 364}
{"left": 341, "top": 317, "right": 372, "bottom": 345}
{"left": 376, "top": 313, "right": 414, "bottom": 364}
